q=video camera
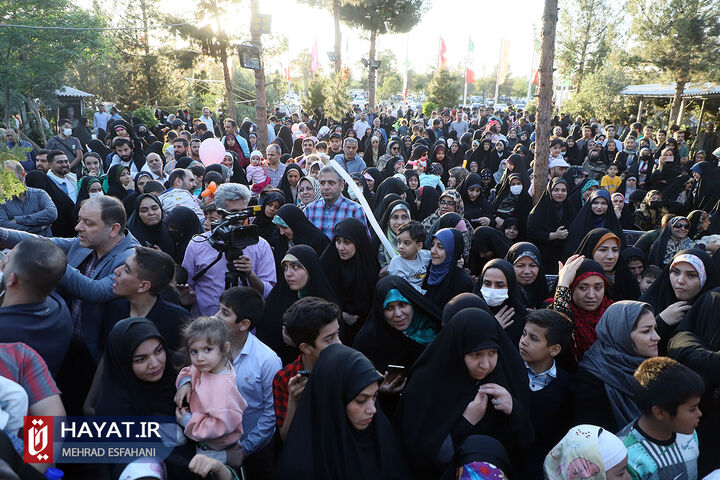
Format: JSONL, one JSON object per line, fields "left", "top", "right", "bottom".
{"left": 206, "top": 206, "right": 262, "bottom": 256}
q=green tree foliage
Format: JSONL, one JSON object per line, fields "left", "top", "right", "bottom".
{"left": 556, "top": 0, "right": 616, "bottom": 92}
{"left": 627, "top": 0, "right": 720, "bottom": 121}
{"left": 302, "top": 77, "right": 328, "bottom": 114}
{"left": 422, "top": 101, "right": 438, "bottom": 117}
{"left": 132, "top": 107, "right": 158, "bottom": 128}
{"left": 562, "top": 65, "right": 631, "bottom": 121}
{"left": 0, "top": 145, "right": 28, "bottom": 202}
{"left": 324, "top": 70, "right": 351, "bottom": 121}
{"left": 427, "top": 69, "right": 462, "bottom": 109}
{"left": 0, "top": 0, "right": 104, "bottom": 120}
{"left": 376, "top": 75, "right": 402, "bottom": 101}
{"left": 339, "top": 0, "right": 429, "bottom": 106}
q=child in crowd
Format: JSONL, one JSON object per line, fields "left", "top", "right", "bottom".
{"left": 0, "top": 376, "right": 28, "bottom": 454}
{"left": 246, "top": 150, "right": 271, "bottom": 196}
{"left": 545, "top": 425, "right": 629, "bottom": 480}
{"left": 617, "top": 357, "right": 703, "bottom": 480}
{"left": 602, "top": 164, "right": 622, "bottom": 194}
{"left": 388, "top": 221, "right": 431, "bottom": 293}
{"left": 639, "top": 265, "right": 661, "bottom": 294}
{"left": 272, "top": 297, "right": 341, "bottom": 440}
{"left": 176, "top": 316, "right": 247, "bottom": 460}
{"left": 518, "top": 309, "right": 574, "bottom": 479}
{"left": 418, "top": 161, "right": 444, "bottom": 192}
{"left": 549, "top": 137, "right": 565, "bottom": 163}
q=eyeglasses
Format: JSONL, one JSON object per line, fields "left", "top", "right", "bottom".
{"left": 438, "top": 200, "right": 455, "bottom": 207}
{"left": 391, "top": 146, "right": 399, "bottom": 150}
{"left": 673, "top": 223, "right": 690, "bottom": 230}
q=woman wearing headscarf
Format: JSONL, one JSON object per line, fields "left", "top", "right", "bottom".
{"left": 647, "top": 216, "right": 696, "bottom": 267}
{"left": 553, "top": 257, "right": 614, "bottom": 363}
{"left": 528, "top": 177, "right": 576, "bottom": 273}
{"left": 96, "top": 318, "right": 210, "bottom": 479}
{"left": 276, "top": 125, "right": 293, "bottom": 155}
{"left": 347, "top": 172, "right": 376, "bottom": 210}
{"left": 24, "top": 170, "right": 76, "bottom": 237}
{"left": 458, "top": 173, "right": 492, "bottom": 229}
{"left": 571, "top": 301, "right": 659, "bottom": 432}
{"left": 354, "top": 275, "right": 442, "bottom": 374}
{"left": 440, "top": 293, "right": 491, "bottom": 327}
{"left": 321, "top": 218, "right": 379, "bottom": 342}
{"left": 257, "top": 245, "right": 338, "bottom": 364}
{"left": 490, "top": 174, "right": 532, "bottom": 237}
{"left": 375, "top": 199, "right": 412, "bottom": 268}
{"left": 544, "top": 425, "right": 629, "bottom": 480}
{"left": 73, "top": 117, "right": 93, "bottom": 151}
{"left": 133, "top": 171, "right": 153, "bottom": 195}
{"left": 127, "top": 193, "right": 175, "bottom": 256}
{"left": 687, "top": 209, "right": 710, "bottom": 240}
{"left": 641, "top": 248, "right": 718, "bottom": 352}
{"left": 105, "top": 164, "right": 136, "bottom": 216}
{"left": 72, "top": 175, "right": 104, "bottom": 223}
{"left": 251, "top": 190, "right": 284, "bottom": 253}
{"left": 611, "top": 192, "right": 636, "bottom": 229}
{"left": 468, "top": 226, "right": 512, "bottom": 277}
{"left": 422, "top": 228, "right": 473, "bottom": 309}
{"left": 274, "top": 344, "right": 411, "bottom": 479}
{"left": 447, "top": 166, "right": 468, "bottom": 190}
{"left": 398, "top": 309, "right": 533, "bottom": 479}
{"left": 506, "top": 242, "right": 549, "bottom": 310}
{"left": 363, "top": 167, "right": 383, "bottom": 193}
{"left": 492, "top": 159, "right": 508, "bottom": 185}
{"left": 378, "top": 139, "right": 402, "bottom": 171}
{"left": 424, "top": 212, "right": 473, "bottom": 261}
{"left": 688, "top": 161, "right": 720, "bottom": 212}
{"left": 478, "top": 168, "right": 495, "bottom": 200}
{"left": 277, "top": 163, "right": 303, "bottom": 205}
{"left": 81, "top": 151, "right": 105, "bottom": 178}
{"left": 574, "top": 228, "right": 640, "bottom": 301}
{"left": 414, "top": 186, "right": 440, "bottom": 222}
{"left": 474, "top": 259, "right": 529, "bottom": 344}
{"left": 420, "top": 189, "right": 463, "bottom": 232}
{"left": 668, "top": 286, "right": 720, "bottom": 476}
{"left": 296, "top": 175, "right": 322, "bottom": 210}
{"left": 648, "top": 147, "right": 682, "bottom": 192}
{"left": 564, "top": 189, "right": 624, "bottom": 257}
{"left": 166, "top": 206, "right": 203, "bottom": 264}
{"left": 363, "top": 136, "right": 385, "bottom": 168}
{"left": 633, "top": 190, "right": 665, "bottom": 231}
{"left": 380, "top": 156, "right": 405, "bottom": 180}
{"left": 272, "top": 204, "right": 330, "bottom": 264}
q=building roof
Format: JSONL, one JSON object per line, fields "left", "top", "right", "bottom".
{"left": 55, "top": 86, "right": 94, "bottom": 98}
{"left": 621, "top": 82, "right": 720, "bottom": 98}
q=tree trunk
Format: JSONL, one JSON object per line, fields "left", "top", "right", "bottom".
{"left": 333, "top": 0, "right": 341, "bottom": 72}
{"left": 26, "top": 97, "right": 46, "bottom": 146}
{"left": 140, "top": 0, "right": 153, "bottom": 105}
{"left": 576, "top": 17, "right": 591, "bottom": 94}
{"left": 533, "top": 0, "right": 558, "bottom": 204}
{"left": 220, "top": 46, "right": 237, "bottom": 122}
{"left": 251, "top": 0, "right": 269, "bottom": 152}
{"left": 367, "top": 30, "right": 377, "bottom": 109}
{"left": 670, "top": 78, "right": 686, "bottom": 127}
{"left": 3, "top": 82, "right": 10, "bottom": 124}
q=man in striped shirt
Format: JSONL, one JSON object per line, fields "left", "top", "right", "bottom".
{"left": 303, "top": 165, "right": 367, "bottom": 239}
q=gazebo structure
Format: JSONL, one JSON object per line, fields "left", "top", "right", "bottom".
{"left": 54, "top": 86, "right": 94, "bottom": 126}
{"left": 621, "top": 82, "right": 720, "bottom": 130}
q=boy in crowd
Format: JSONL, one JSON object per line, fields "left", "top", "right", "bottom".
{"left": 272, "top": 297, "right": 341, "bottom": 440}
{"left": 602, "top": 164, "right": 622, "bottom": 194}
{"left": 518, "top": 309, "right": 574, "bottom": 478}
{"left": 639, "top": 265, "right": 661, "bottom": 294}
{"left": 388, "top": 221, "right": 431, "bottom": 293}
{"left": 617, "top": 357, "right": 703, "bottom": 480}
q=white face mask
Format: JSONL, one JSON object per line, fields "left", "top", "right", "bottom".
{"left": 510, "top": 185, "right": 523, "bottom": 195}
{"left": 480, "top": 286, "right": 509, "bottom": 307}
{"left": 348, "top": 188, "right": 358, "bottom": 201}
{"left": 62, "top": 128, "right": 72, "bottom": 137}
{"left": 88, "top": 191, "right": 104, "bottom": 198}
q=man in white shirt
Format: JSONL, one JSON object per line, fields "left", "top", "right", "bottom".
{"left": 199, "top": 107, "right": 215, "bottom": 133}
{"left": 46, "top": 150, "right": 78, "bottom": 203}
{"left": 93, "top": 105, "right": 110, "bottom": 131}
{"left": 353, "top": 113, "right": 370, "bottom": 138}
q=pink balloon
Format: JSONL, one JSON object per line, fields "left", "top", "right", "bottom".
{"left": 291, "top": 123, "right": 300, "bottom": 134}
{"left": 199, "top": 138, "right": 226, "bottom": 166}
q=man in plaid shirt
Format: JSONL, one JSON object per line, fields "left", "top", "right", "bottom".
{"left": 303, "top": 165, "right": 368, "bottom": 239}
{"left": 272, "top": 298, "right": 341, "bottom": 440}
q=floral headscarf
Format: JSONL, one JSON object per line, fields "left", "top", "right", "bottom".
{"left": 297, "top": 175, "right": 321, "bottom": 209}
{"left": 437, "top": 189, "right": 464, "bottom": 217}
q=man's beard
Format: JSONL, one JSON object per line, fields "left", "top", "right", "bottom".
{"left": 119, "top": 154, "right": 132, "bottom": 163}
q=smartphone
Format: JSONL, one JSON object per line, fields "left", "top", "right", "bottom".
{"left": 386, "top": 365, "right": 405, "bottom": 376}
{"left": 298, "top": 370, "right": 310, "bottom": 377}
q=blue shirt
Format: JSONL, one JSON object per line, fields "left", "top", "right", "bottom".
{"left": 94, "top": 111, "right": 111, "bottom": 131}
{"left": 304, "top": 195, "right": 368, "bottom": 239}
{"left": 232, "top": 334, "right": 281, "bottom": 453}
{"left": 525, "top": 360, "right": 557, "bottom": 392}
{"left": 332, "top": 153, "right": 366, "bottom": 174}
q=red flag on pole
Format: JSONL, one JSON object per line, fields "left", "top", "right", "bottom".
{"left": 311, "top": 40, "right": 319, "bottom": 75}
{"left": 439, "top": 37, "right": 447, "bottom": 69}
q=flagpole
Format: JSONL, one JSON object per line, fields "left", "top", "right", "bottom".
{"left": 494, "top": 39, "right": 501, "bottom": 104}
{"left": 463, "top": 36, "right": 469, "bottom": 108}
{"left": 287, "top": 49, "right": 291, "bottom": 96}
{"left": 403, "top": 33, "right": 409, "bottom": 104}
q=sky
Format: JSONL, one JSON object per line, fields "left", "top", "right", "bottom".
{"left": 83, "top": 0, "right": 544, "bottom": 81}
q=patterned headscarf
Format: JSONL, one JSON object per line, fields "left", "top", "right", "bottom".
{"left": 437, "top": 189, "right": 465, "bottom": 217}
{"left": 297, "top": 175, "right": 321, "bottom": 209}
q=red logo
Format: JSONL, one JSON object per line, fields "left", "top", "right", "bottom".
{"left": 24, "top": 416, "right": 53, "bottom": 463}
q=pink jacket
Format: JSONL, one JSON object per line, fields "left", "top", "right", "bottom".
{"left": 176, "top": 364, "right": 247, "bottom": 449}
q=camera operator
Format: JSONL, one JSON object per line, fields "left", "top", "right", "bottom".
{"left": 180, "top": 183, "right": 276, "bottom": 315}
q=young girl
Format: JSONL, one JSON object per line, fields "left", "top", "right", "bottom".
{"left": 176, "top": 316, "right": 247, "bottom": 459}
{"left": 246, "top": 150, "right": 271, "bottom": 195}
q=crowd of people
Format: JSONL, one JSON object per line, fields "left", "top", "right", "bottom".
{"left": 1, "top": 100, "right": 720, "bottom": 480}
